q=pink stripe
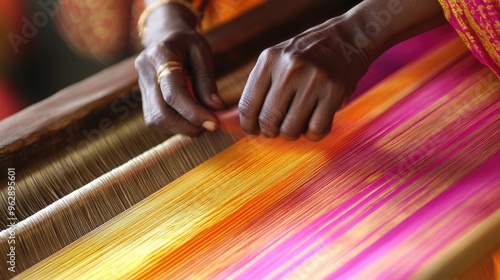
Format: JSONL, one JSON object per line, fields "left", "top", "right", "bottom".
{"left": 328, "top": 152, "right": 500, "bottom": 279}
{"left": 328, "top": 103, "right": 500, "bottom": 278}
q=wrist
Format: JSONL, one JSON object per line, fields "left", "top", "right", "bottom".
{"left": 141, "top": 3, "right": 198, "bottom": 47}
{"left": 332, "top": 2, "right": 401, "bottom": 67}
{"left": 319, "top": 15, "right": 375, "bottom": 78}
{"left": 335, "top": 0, "right": 447, "bottom": 63}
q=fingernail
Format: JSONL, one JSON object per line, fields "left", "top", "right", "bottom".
{"left": 202, "top": 121, "right": 217, "bottom": 132}
{"left": 248, "top": 134, "right": 258, "bottom": 139}
{"left": 211, "top": 94, "right": 223, "bottom": 106}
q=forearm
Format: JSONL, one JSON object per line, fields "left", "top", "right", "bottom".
{"left": 336, "top": 0, "right": 447, "bottom": 63}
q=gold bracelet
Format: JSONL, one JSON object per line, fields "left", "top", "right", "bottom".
{"left": 137, "top": 0, "right": 203, "bottom": 40}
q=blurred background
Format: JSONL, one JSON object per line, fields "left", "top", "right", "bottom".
{"left": 0, "top": 0, "right": 125, "bottom": 120}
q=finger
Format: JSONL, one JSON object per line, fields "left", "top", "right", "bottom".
{"left": 143, "top": 89, "right": 205, "bottom": 135}
{"left": 188, "top": 39, "right": 223, "bottom": 110}
{"left": 279, "top": 88, "right": 318, "bottom": 141}
{"left": 239, "top": 54, "right": 273, "bottom": 136}
{"left": 258, "top": 83, "right": 295, "bottom": 138}
{"left": 153, "top": 48, "right": 220, "bottom": 132}
{"left": 304, "top": 86, "right": 342, "bottom": 142}
{"left": 137, "top": 57, "right": 204, "bottom": 135}
{"left": 159, "top": 70, "right": 220, "bottom": 131}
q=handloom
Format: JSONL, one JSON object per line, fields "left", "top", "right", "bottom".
{"left": 1, "top": 3, "right": 500, "bottom": 280}
{"left": 0, "top": 1, "right": 349, "bottom": 277}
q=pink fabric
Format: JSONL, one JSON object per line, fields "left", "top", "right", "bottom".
{"left": 353, "top": 25, "right": 457, "bottom": 99}
{"left": 440, "top": 0, "right": 500, "bottom": 77}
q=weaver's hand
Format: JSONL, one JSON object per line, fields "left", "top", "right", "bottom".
{"left": 239, "top": 18, "right": 370, "bottom": 141}
{"left": 135, "top": 3, "right": 223, "bottom": 135}
{"left": 239, "top": 0, "right": 446, "bottom": 142}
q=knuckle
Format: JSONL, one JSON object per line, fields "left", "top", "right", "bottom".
{"left": 280, "top": 122, "right": 303, "bottom": 140}
{"left": 258, "top": 109, "right": 282, "bottom": 131}
{"left": 144, "top": 111, "right": 169, "bottom": 131}
{"left": 161, "top": 88, "right": 177, "bottom": 105}
{"left": 238, "top": 98, "right": 256, "bottom": 119}
{"left": 134, "top": 54, "right": 147, "bottom": 69}
{"left": 260, "top": 48, "right": 272, "bottom": 59}
{"left": 260, "top": 47, "right": 279, "bottom": 62}
{"left": 288, "top": 55, "right": 309, "bottom": 72}
{"left": 238, "top": 100, "right": 259, "bottom": 134}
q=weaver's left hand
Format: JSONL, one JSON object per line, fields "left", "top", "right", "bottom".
{"left": 239, "top": 18, "right": 371, "bottom": 141}
{"left": 135, "top": 3, "right": 223, "bottom": 136}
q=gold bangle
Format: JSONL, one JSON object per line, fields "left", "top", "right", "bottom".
{"left": 137, "top": 0, "right": 203, "bottom": 40}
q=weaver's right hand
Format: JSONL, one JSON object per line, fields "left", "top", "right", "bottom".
{"left": 135, "top": 3, "right": 224, "bottom": 136}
